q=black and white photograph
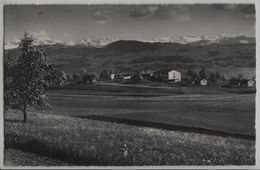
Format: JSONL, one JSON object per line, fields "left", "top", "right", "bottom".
{"left": 1, "top": 0, "right": 258, "bottom": 168}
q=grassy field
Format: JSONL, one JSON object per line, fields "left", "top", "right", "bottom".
{"left": 61, "top": 82, "right": 256, "bottom": 95}
{"left": 5, "top": 148, "right": 72, "bottom": 166}
{"left": 4, "top": 83, "right": 256, "bottom": 166}
{"left": 4, "top": 110, "right": 255, "bottom": 166}
{"left": 46, "top": 85, "right": 255, "bottom": 137}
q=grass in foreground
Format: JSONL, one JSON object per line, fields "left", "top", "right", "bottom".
{"left": 5, "top": 148, "right": 72, "bottom": 166}
{"left": 4, "top": 110, "right": 255, "bottom": 166}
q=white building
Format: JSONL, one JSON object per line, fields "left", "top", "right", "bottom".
{"left": 248, "top": 79, "right": 255, "bottom": 87}
{"left": 168, "top": 70, "right": 181, "bottom": 82}
{"left": 200, "top": 79, "right": 208, "bottom": 86}
{"left": 123, "top": 75, "right": 131, "bottom": 80}
{"left": 154, "top": 69, "right": 181, "bottom": 82}
{"left": 110, "top": 73, "right": 115, "bottom": 80}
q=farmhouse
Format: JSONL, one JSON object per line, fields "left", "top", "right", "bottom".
{"left": 110, "top": 73, "right": 115, "bottom": 80}
{"left": 122, "top": 74, "right": 131, "bottom": 80}
{"left": 228, "top": 78, "right": 256, "bottom": 87}
{"left": 154, "top": 69, "right": 181, "bottom": 82}
{"left": 141, "top": 70, "right": 154, "bottom": 80}
{"left": 200, "top": 79, "right": 208, "bottom": 86}
{"left": 248, "top": 79, "right": 255, "bottom": 87}
{"left": 113, "top": 73, "right": 132, "bottom": 82}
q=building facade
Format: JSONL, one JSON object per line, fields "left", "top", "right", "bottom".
{"left": 154, "top": 69, "right": 181, "bottom": 82}
{"left": 168, "top": 70, "right": 181, "bottom": 82}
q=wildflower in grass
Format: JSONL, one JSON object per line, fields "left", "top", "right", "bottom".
{"left": 122, "top": 144, "right": 129, "bottom": 159}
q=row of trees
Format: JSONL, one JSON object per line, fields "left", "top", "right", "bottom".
{"left": 185, "top": 68, "right": 226, "bottom": 82}
{"left": 97, "top": 68, "right": 226, "bottom": 84}
{"left": 69, "top": 68, "right": 97, "bottom": 84}
{"left": 99, "top": 70, "right": 111, "bottom": 80}
{"left": 4, "top": 33, "right": 64, "bottom": 122}
{"left": 99, "top": 69, "right": 141, "bottom": 82}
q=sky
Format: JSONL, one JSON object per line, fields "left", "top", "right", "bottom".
{"left": 4, "top": 4, "right": 256, "bottom": 42}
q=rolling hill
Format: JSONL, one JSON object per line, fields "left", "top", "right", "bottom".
{"left": 4, "top": 36, "right": 256, "bottom": 78}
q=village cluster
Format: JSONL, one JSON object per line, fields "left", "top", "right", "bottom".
{"left": 61, "top": 68, "right": 256, "bottom": 87}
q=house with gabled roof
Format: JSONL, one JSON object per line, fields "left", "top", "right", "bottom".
{"left": 154, "top": 69, "right": 181, "bottom": 82}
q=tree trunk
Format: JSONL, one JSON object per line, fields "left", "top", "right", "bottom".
{"left": 23, "top": 104, "right": 27, "bottom": 122}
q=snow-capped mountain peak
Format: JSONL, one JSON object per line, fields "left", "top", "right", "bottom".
{"left": 148, "top": 34, "right": 209, "bottom": 44}
{"left": 4, "top": 33, "right": 254, "bottom": 50}
{"left": 63, "top": 40, "right": 76, "bottom": 46}
{"left": 32, "top": 37, "right": 63, "bottom": 46}
{"left": 77, "top": 37, "right": 118, "bottom": 48}
{"left": 5, "top": 38, "right": 21, "bottom": 49}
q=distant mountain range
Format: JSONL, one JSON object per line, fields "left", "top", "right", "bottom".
{"left": 5, "top": 34, "right": 255, "bottom": 49}
{"left": 4, "top": 34, "right": 256, "bottom": 78}
{"left": 5, "top": 37, "right": 119, "bottom": 49}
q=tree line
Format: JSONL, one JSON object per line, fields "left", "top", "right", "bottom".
{"left": 185, "top": 68, "right": 226, "bottom": 83}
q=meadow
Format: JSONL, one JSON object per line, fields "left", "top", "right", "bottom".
{"left": 4, "top": 83, "right": 256, "bottom": 166}
{"left": 47, "top": 84, "right": 255, "bottom": 137}
{"left": 4, "top": 110, "right": 255, "bottom": 166}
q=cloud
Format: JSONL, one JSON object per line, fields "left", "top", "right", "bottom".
{"left": 93, "top": 11, "right": 107, "bottom": 24}
{"left": 128, "top": 5, "right": 191, "bottom": 21}
{"left": 129, "top": 6, "right": 159, "bottom": 19}
{"left": 212, "top": 4, "right": 255, "bottom": 18}
{"left": 29, "top": 30, "right": 49, "bottom": 38}
{"left": 64, "top": 32, "right": 72, "bottom": 37}
{"left": 237, "top": 4, "right": 255, "bottom": 15}
{"left": 95, "top": 20, "right": 107, "bottom": 24}
{"left": 237, "top": 4, "right": 255, "bottom": 18}
{"left": 129, "top": 6, "right": 161, "bottom": 19}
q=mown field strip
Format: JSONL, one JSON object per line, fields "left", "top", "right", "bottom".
{"left": 47, "top": 92, "right": 251, "bottom": 101}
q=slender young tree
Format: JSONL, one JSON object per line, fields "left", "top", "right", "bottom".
{"left": 4, "top": 32, "right": 63, "bottom": 122}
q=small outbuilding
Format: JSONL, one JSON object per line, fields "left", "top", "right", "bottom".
{"left": 122, "top": 74, "right": 131, "bottom": 80}
{"left": 110, "top": 73, "right": 115, "bottom": 80}
{"left": 248, "top": 79, "right": 255, "bottom": 87}
{"left": 200, "top": 79, "right": 208, "bottom": 86}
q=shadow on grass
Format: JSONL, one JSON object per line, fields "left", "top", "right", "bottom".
{"left": 4, "top": 119, "right": 24, "bottom": 123}
{"left": 77, "top": 115, "right": 255, "bottom": 141}
{"left": 5, "top": 134, "right": 100, "bottom": 166}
